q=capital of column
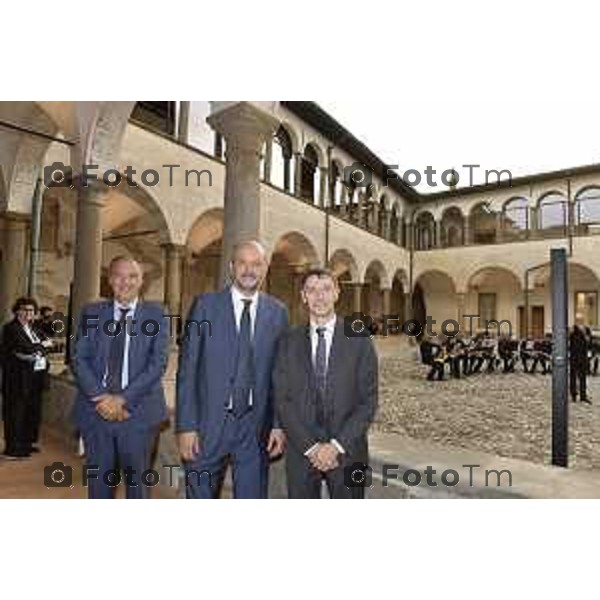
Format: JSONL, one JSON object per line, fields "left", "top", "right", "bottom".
{"left": 0, "top": 211, "right": 31, "bottom": 231}
{"left": 161, "top": 242, "right": 186, "bottom": 258}
{"left": 207, "top": 102, "right": 279, "bottom": 153}
{"left": 76, "top": 180, "right": 111, "bottom": 208}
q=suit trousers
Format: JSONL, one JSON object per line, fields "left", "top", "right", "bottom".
{"left": 570, "top": 363, "right": 588, "bottom": 401}
{"left": 81, "top": 420, "right": 157, "bottom": 499}
{"left": 184, "top": 411, "right": 267, "bottom": 499}
{"left": 285, "top": 447, "right": 365, "bottom": 499}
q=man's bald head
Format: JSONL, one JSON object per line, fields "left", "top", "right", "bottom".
{"left": 229, "top": 239, "right": 268, "bottom": 295}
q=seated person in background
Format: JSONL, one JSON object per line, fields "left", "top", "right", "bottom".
{"left": 520, "top": 338, "right": 535, "bottom": 373}
{"left": 428, "top": 336, "right": 447, "bottom": 381}
{"left": 530, "top": 336, "right": 552, "bottom": 375}
{"left": 469, "top": 334, "right": 485, "bottom": 375}
{"left": 480, "top": 334, "right": 498, "bottom": 373}
{"left": 420, "top": 336, "right": 445, "bottom": 381}
{"left": 445, "top": 335, "right": 465, "bottom": 379}
{"left": 498, "top": 335, "right": 517, "bottom": 373}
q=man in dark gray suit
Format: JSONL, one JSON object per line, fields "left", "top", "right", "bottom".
{"left": 176, "top": 240, "right": 289, "bottom": 498}
{"left": 273, "top": 268, "right": 378, "bottom": 499}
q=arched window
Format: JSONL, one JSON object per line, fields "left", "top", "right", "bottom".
{"left": 575, "top": 186, "right": 600, "bottom": 235}
{"left": 330, "top": 160, "right": 344, "bottom": 209}
{"left": 470, "top": 202, "right": 497, "bottom": 245}
{"left": 503, "top": 197, "right": 529, "bottom": 241}
{"left": 440, "top": 207, "right": 465, "bottom": 247}
{"left": 389, "top": 205, "right": 400, "bottom": 244}
{"left": 271, "top": 126, "right": 294, "bottom": 193}
{"left": 538, "top": 192, "right": 567, "bottom": 237}
{"left": 131, "top": 101, "right": 176, "bottom": 136}
{"left": 299, "top": 144, "right": 319, "bottom": 203}
{"left": 378, "top": 195, "right": 389, "bottom": 237}
{"left": 414, "top": 211, "right": 436, "bottom": 250}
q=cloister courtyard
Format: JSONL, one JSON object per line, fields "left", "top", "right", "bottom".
{"left": 375, "top": 337, "right": 600, "bottom": 471}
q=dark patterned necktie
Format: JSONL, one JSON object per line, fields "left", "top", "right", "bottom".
{"left": 106, "top": 307, "right": 129, "bottom": 393}
{"left": 231, "top": 299, "right": 255, "bottom": 416}
{"left": 315, "top": 326, "right": 327, "bottom": 393}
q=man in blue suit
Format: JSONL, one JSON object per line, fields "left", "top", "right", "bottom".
{"left": 176, "top": 240, "right": 289, "bottom": 499}
{"left": 71, "top": 256, "right": 169, "bottom": 499}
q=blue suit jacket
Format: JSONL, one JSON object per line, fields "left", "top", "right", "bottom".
{"left": 71, "top": 300, "right": 169, "bottom": 432}
{"left": 175, "top": 288, "right": 289, "bottom": 439}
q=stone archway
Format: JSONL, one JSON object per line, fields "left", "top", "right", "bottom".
{"left": 328, "top": 248, "right": 359, "bottom": 318}
{"left": 267, "top": 231, "right": 320, "bottom": 324}
{"left": 414, "top": 270, "right": 457, "bottom": 334}
{"left": 184, "top": 208, "right": 224, "bottom": 316}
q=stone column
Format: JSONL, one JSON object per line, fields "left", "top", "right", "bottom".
{"left": 405, "top": 291, "right": 412, "bottom": 320}
{"left": 436, "top": 220, "right": 443, "bottom": 248}
{"left": 495, "top": 211, "right": 503, "bottom": 244}
{"left": 382, "top": 288, "right": 392, "bottom": 316}
{"left": 293, "top": 152, "right": 303, "bottom": 198}
{"left": 207, "top": 103, "right": 279, "bottom": 285}
{"left": 463, "top": 221, "right": 470, "bottom": 245}
{"left": 0, "top": 213, "right": 29, "bottom": 323}
{"left": 177, "top": 101, "right": 191, "bottom": 144}
{"left": 319, "top": 167, "right": 328, "bottom": 208}
{"left": 456, "top": 292, "right": 466, "bottom": 329}
{"left": 263, "top": 139, "right": 273, "bottom": 184}
{"left": 71, "top": 183, "right": 108, "bottom": 325}
{"left": 163, "top": 243, "right": 185, "bottom": 317}
{"left": 352, "top": 283, "right": 363, "bottom": 314}
{"left": 529, "top": 207, "right": 538, "bottom": 240}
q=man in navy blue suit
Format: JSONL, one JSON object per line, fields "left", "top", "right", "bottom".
{"left": 71, "top": 256, "right": 169, "bottom": 499}
{"left": 176, "top": 240, "right": 289, "bottom": 499}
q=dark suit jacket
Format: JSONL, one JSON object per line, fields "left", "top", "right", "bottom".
{"left": 273, "top": 317, "right": 378, "bottom": 461}
{"left": 175, "top": 287, "right": 289, "bottom": 440}
{"left": 569, "top": 325, "right": 590, "bottom": 367}
{"left": 1, "top": 319, "right": 50, "bottom": 414}
{"left": 71, "top": 300, "right": 169, "bottom": 431}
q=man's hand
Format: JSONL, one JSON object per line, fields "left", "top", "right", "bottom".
{"left": 308, "top": 443, "right": 340, "bottom": 472}
{"left": 178, "top": 431, "right": 200, "bottom": 462}
{"left": 94, "top": 394, "right": 130, "bottom": 421}
{"left": 266, "top": 428, "right": 286, "bottom": 458}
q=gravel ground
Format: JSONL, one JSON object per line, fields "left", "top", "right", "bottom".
{"left": 374, "top": 338, "right": 600, "bottom": 471}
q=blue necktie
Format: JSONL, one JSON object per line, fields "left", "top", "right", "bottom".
{"left": 106, "top": 307, "right": 129, "bottom": 393}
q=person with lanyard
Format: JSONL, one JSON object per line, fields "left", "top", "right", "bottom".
{"left": 273, "top": 267, "right": 378, "bottom": 499}
{"left": 71, "top": 256, "right": 169, "bottom": 499}
{"left": 1, "top": 297, "right": 51, "bottom": 459}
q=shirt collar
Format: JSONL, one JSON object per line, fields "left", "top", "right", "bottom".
{"left": 114, "top": 297, "right": 138, "bottom": 313}
{"left": 230, "top": 285, "right": 259, "bottom": 307}
{"left": 310, "top": 313, "right": 337, "bottom": 335}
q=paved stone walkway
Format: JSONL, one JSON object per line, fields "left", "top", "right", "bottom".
{"left": 0, "top": 428, "right": 176, "bottom": 499}
{"left": 375, "top": 337, "right": 600, "bottom": 471}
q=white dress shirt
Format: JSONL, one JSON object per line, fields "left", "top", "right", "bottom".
{"left": 101, "top": 297, "right": 138, "bottom": 392}
{"left": 309, "top": 313, "right": 337, "bottom": 370}
{"left": 228, "top": 285, "right": 259, "bottom": 409}
{"left": 231, "top": 285, "right": 259, "bottom": 336}
{"left": 305, "top": 313, "right": 345, "bottom": 457}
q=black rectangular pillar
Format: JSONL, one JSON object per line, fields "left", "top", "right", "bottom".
{"left": 551, "top": 248, "right": 569, "bottom": 467}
